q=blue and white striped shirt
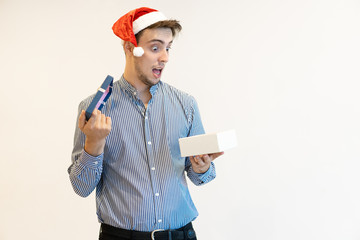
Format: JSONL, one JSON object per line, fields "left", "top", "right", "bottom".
{"left": 68, "top": 76, "right": 216, "bottom": 231}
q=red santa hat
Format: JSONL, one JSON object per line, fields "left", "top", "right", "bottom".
{"left": 112, "top": 7, "right": 168, "bottom": 57}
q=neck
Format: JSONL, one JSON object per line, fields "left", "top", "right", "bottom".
{"left": 124, "top": 72, "right": 149, "bottom": 91}
{"left": 123, "top": 70, "right": 152, "bottom": 105}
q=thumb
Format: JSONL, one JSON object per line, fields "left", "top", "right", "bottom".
{"left": 78, "top": 110, "right": 86, "bottom": 130}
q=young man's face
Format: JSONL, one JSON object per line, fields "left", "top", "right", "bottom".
{"left": 133, "top": 27, "right": 173, "bottom": 87}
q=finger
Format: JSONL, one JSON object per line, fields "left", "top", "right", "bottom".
{"left": 78, "top": 110, "right": 86, "bottom": 130}
{"left": 87, "top": 109, "right": 98, "bottom": 124}
{"left": 93, "top": 110, "right": 102, "bottom": 126}
{"left": 106, "top": 116, "right": 112, "bottom": 128}
{"left": 202, "top": 154, "right": 211, "bottom": 163}
{"left": 189, "top": 156, "right": 198, "bottom": 164}
{"left": 100, "top": 111, "right": 106, "bottom": 125}
{"left": 195, "top": 155, "right": 204, "bottom": 164}
{"left": 211, "top": 152, "right": 224, "bottom": 160}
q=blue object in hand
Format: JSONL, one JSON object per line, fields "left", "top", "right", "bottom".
{"left": 85, "top": 75, "right": 113, "bottom": 120}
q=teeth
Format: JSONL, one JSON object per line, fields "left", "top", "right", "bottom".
{"left": 153, "top": 69, "right": 161, "bottom": 74}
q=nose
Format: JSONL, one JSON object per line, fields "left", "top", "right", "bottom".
{"left": 159, "top": 49, "right": 169, "bottom": 64}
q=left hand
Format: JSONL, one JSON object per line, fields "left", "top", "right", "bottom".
{"left": 190, "top": 152, "right": 224, "bottom": 174}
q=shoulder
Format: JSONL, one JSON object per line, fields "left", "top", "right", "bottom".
{"left": 159, "top": 81, "right": 196, "bottom": 105}
{"left": 77, "top": 80, "right": 122, "bottom": 111}
{"left": 159, "top": 82, "right": 201, "bottom": 124}
{"left": 78, "top": 93, "right": 95, "bottom": 111}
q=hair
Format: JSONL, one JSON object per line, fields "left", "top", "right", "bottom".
{"left": 135, "top": 20, "right": 182, "bottom": 43}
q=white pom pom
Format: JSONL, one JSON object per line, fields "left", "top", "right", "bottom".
{"left": 133, "top": 47, "right": 144, "bottom": 57}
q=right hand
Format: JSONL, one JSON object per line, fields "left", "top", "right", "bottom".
{"left": 78, "top": 109, "right": 112, "bottom": 156}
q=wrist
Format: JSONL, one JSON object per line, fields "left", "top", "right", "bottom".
{"left": 84, "top": 138, "right": 105, "bottom": 156}
{"left": 192, "top": 165, "right": 210, "bottom": 174}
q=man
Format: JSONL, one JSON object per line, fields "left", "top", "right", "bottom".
{"left": 68, "top": 7, "right": 223, "bottom": 240}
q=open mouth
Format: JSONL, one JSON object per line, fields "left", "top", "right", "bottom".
{"left": 152, "top": 68, "right": 163, "bottom": 78}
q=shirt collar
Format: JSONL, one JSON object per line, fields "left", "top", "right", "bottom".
{"left": 119, "top": 75, "right": 160, "bottom": 98}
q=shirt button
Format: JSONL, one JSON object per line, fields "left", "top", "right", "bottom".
{"left": 155, "top": 193, "right": 159, "bottom": 197}
{"left": 151, "top": 167, "right": 155, "bottom": 171}
{"left": 94, "top": 161, "right": 98, "bottom": 165}
{"left": 148, "top": 141, "right": 151, "bottom": 145}
{"left": 158, "top": 219, "right": 162, "bottom": 223}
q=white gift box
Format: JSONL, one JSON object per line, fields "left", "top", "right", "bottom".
{"left": 178, "top": 129, "right": 237, "bottom": 157}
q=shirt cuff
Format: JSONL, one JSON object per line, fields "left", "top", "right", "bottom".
{"left": 191, "top": 162, "right": 216, "bottom": 184}
{"left": 77, "top": 150, "right": 104, "bottom": 170}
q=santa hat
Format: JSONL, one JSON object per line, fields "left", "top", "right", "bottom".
{"left": 112, "top": 7, "right": 168, "bottom": 57}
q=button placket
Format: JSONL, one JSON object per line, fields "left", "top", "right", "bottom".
{"left": 143, "top": 109, "right": 162, "bottom": 225}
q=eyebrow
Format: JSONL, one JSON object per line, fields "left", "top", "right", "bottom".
{"left": 147, "top": 39, "right": 173, "bottom": 45}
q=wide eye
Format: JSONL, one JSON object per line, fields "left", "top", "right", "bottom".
{"left": 152, "top": 46, "right": 159, "bottom": 52}
{"left": 166, "top": 46, "right": 171, "bottom": 52}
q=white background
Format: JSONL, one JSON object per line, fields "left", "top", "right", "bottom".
{"left": 1, "top": 0, "right": 360, "bottom": 239}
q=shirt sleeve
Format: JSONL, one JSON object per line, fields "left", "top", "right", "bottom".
{"left": 185, "top": 96, "right": 217, "bottom": 186}
{"left": 67, "top": 100, "right": 103, "bottom": 197}
{"left": 186, "top": 159, "right": 216, "bottom": 185}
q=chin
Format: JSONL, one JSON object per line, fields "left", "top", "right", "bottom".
{"left": 149, "top": 74, "right": 161, "bottom": 84}
{"left": 141, "top": 77, "right": 159, "bottom": 87}
{"left": 149, "top": 79, "right": 160, "bottom": 86}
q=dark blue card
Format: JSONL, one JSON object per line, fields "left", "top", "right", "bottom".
{"left": 85, "top": 75, "right": 113, "bottom": 120}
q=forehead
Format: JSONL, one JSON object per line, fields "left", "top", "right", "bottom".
{"left": 137, "top": 28, "right": 173, "bottom": 45}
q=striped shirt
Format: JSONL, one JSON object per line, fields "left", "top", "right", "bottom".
{"left": 68, "top": 75, "right": 216, "bottom": 231}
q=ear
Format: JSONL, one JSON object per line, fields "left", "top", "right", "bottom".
{"left": 123, "top": 41, "right": 134, "bottom": 55}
